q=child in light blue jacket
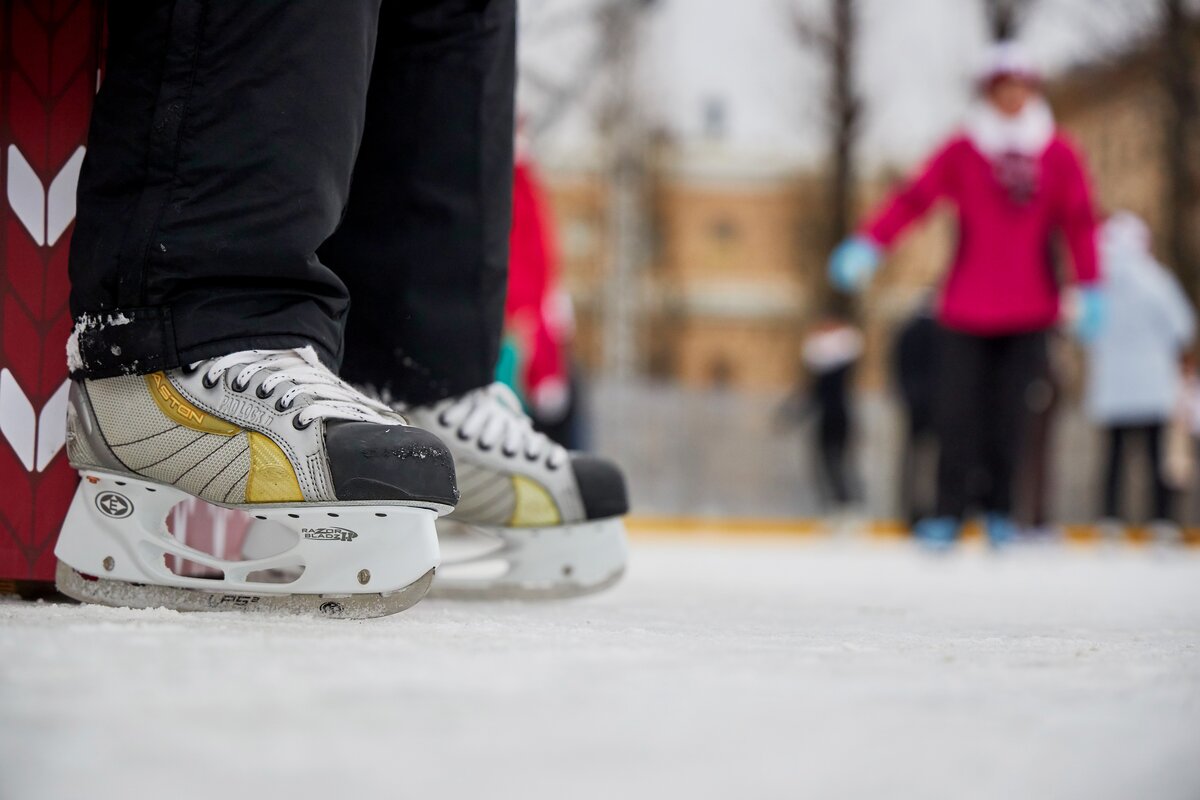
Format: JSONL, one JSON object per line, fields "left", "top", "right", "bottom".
{"left": 1087, "top": 212, "right": 1196, "bottom": 527}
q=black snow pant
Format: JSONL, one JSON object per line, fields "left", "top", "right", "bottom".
{"left": 813, "top": 364, "right": 856, "bottom": 508}
{"left": 1102, "top": 422, "right": 1174, "bottom": 523}
{"left": 68, "top": 0, "right": 516, "bottom": 406}
{"left": 899, "top": 409, "right": 937, "bottom": 528}
{"left": 934, "top": 328, "right": 1047, "bottom": 520}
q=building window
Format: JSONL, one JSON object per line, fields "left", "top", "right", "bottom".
{"left": 710, "top": 217, "right": 739, "bottom": 244}
{"left": 563, "top": 217, "right": 596, "bottom": 260}
{"left": 708, "top": 354, "right": 735, "bottom": 388}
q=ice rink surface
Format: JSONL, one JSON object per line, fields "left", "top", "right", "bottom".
{"left": 2, "top": 533, "right": 1199, "bottom": 800}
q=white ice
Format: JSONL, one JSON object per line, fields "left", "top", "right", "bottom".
{"left": 2, "top": 534, "right": 1199, "bottom": 800}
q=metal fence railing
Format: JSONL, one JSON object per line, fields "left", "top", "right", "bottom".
{"left": 585, "top": 379, "right": 1198, "bottom": 525}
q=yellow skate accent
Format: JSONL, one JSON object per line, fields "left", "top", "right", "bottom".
{"left": 246, "top": 432, "right": 303, "bottom": 503}
{"left": 145, "top": 373, "right": 239, "bottom": 435}
{"left": 509, "top": 475, "right": 561, "bottom": 527}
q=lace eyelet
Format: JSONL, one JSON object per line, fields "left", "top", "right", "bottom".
{"left": 502, "top": 447, "right": 518, "bottom": 459}
{"left": 438, "top": 412, "right": 452, "bottom": 427}
{"left": 202, "top": 374, "right": 219, "bottom": 389}
{"left": 525, "top": 452, "right": 539, "bottom": 462}
{"left": 256, "top": 384, "right": 274, "bottom": 400}
{"left": 292, "top": 414, "right": 314, "bottom": 431}
{"left": 231, "top": 380, "right": 248, "bottom": 393}
{"left": 548, "top": 460, "right": 560, "bottom": 472}
{"left": 478, "top": 441, "right": 493, "bottom": 452}
{"left": 275, "top": 397, "right": 293, "bottom": 412}
{"left": 181, "top": 363, "right": 199, "bottom": 375}
{"left": 456, "top": 429, "right": 471, "bottom": 442}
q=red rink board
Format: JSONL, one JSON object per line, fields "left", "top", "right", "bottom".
{"left": 0, "top": 0, "right": 103, "bottom": 589}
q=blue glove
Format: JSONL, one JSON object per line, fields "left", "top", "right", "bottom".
{"left": 1072, "top": 286, "right": 1106, "bottom": 343}
{"left": 829, "top": 236, "right": 881, "bottom": 293}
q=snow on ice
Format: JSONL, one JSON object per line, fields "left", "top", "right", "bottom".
{"left": 1, "top": 534, "right": 1198, "bottom": 800}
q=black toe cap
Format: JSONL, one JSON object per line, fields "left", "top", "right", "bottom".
{"left": 571, "top": 455, "right": 629, "bottom": 520}
{"left": 324, "top": 420, "right": 458, "bottom": 508}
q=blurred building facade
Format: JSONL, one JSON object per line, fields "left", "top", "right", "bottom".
{"left": 545, "top": 25, "right": 1199, "bottom": 395}
{"left": 1047, "top": 23, "right": 1200, "bottom": 271}
{"left": 549, "top": 151, "right": 816, "bottom": 392}
{"left": 548, "top": 155, "right": 951, "bottom": 392}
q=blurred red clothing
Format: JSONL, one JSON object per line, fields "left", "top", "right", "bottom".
{"left": 863, "top": 134, "right": 1098, "bottom": 334}
{"left": 506, "top": 159, "right": 568, "bottom": 410}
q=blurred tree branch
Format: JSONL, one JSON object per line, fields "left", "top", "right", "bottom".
{"left": 792, "top": 0, "right": 861, "bottom": 253}
{"left": 1160, "top": 0, "right": 1200, "bottom": 303}
{"left": 982, "top": 0, "right": 1037, "bottom": 41}
{"left": 791, "top": 0, "right": 862, "bottom": 318}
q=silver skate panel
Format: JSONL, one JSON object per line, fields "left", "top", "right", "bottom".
{"left": 56, "top": 562, "right": 435, "bottom": 620}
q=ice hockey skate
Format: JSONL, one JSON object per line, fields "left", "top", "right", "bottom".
{"left": 55, "top": 347, "right": 457, "bottom": 619}
{"left": 399, "top": 382, "right": 628, "bottom": 599}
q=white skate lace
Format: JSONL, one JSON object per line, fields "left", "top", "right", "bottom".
{"left": 434, "top": 383, "right": 567, "bottom": 469}
{"left": 188, "top": 347, "right": 398, "bottom": 427}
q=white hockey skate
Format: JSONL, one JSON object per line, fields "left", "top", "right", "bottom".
{"left": 56, "top": 347, "right": 457, "bottom": 619}
{"left": 401, "top": 383, "right": 628, "bottom": 599}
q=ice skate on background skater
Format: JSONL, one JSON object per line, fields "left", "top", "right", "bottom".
{"left": 55, "top": 347, "right": 457, "bottom": 618}
{"left": 402, "top": 382, "right": 628, "bottom": 599}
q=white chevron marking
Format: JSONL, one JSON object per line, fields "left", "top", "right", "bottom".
{"left": 36, "top": 379, "right": 70, "bottom": 471}
{"left": 0, "top": 368, "right": 36, "bottom": 471}
{"left": 6, "top": 144, "right": 86, "bottom": 247}
{"left": 47, "top": 147, "right": 85, "bottom": 246}
{"left": 0, "top": 370, "right": 71, "bottom": 473}
{"left": 7, "top": 145, "right": 45, "bottom": 246}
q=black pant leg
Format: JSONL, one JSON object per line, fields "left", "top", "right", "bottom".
{"left": 984, "top": 331, "right": 1047, "bottom": 516}
{"left": 1103, "top": 426, "right": 1127, "bottom": 519}
{"left": 934, "top": 329, "right": 988, "bottom": 519}
{"left": 69, "top": 0, "right": 383, "bottom": 377}
{"left": 818, "top": 439, "right": 851, "bottom": 506}
{"left": 899, "top": 414, "right": 919, "bottom": 525}
{"left": 1144, "top": 423, "right": 1174, "bottom": 521}
{"left": 321, "top": 0, "right": 517, "bottom": 405}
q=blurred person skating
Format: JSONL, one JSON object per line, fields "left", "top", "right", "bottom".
{"left": 1184, "top": 357, "right": 1200, "bottom": 526}
{"left": 800, "top": 315, "right": 864, "bottom": 518}
{"left": 495, "top": 151, "right": 588, "bottom": 450}
{"left": 1013, "top": 331, "right": 1072, "bottom": 541}
{"left": 1087, "top": 213, "right": 1196, "bottom": 542}
{"left": 892, "top": 300, "right": 940, "bottom": 527}
{"left": 828, "top": 43, "right": 1101, "bottom": 549}
{"left": 337, "top": 130, "right": 627, "bottom": 600}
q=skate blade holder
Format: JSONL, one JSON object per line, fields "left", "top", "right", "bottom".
{"left": 55, "top": 471, "right": 440, "bottom": 616}
{"left": 430, "top": 517, "right": 628, "bottom": 600}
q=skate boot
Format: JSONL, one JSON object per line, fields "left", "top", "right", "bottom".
{"left": 401, "top": 382, "right": 628, "bottom": 599}
{"left": 914, "top": 516, "right": 960, "bottom": 552}
{"left": 55, "top": 347, "right": 457, "bottom": 619}
{"left": 983, "top": 513, "right": 1017, "bottom": 549}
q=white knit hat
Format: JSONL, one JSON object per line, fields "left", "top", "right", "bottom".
{"left": 977, "top": 41, "right": 1041, "bottom": 89}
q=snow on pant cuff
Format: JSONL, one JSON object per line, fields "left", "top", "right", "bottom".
{"left": 68, "top": 305, "right": 341, "bottom": 379}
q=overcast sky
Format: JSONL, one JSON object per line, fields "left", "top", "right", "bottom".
{"left": 519, "top": 0, "right": 1167, "bottom": 171}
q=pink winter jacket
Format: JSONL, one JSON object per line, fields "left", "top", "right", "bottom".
{"left": 863, "top": 134, "right": 1099, "bottom": 334}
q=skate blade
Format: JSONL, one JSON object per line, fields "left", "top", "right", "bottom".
{"left": 428, "top": 517, "right": 628, "bottom": 601}
{"left": 56, "top": 561, "right": 434, "bottom": 620}
{"left": 55, "top": 471, "right": 441, "bottom": 615}
{"left": 429, "top": 565, "right": 625, "bottom": 601}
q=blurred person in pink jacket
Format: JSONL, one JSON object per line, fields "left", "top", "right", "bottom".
{"left": 828, "top": 42, "right": 1101, "bottom": 548}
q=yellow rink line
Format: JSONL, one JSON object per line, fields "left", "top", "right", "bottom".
{"left": 624, "top": 516, "right": 1200, "bottom": 547}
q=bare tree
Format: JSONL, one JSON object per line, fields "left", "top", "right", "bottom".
{"left": 1159, "top": 0, "right": 1200, "bottom": 302}
{"left": 982, "top": 0, "right": 1036, "bottom": 41}
{"left": 517, "top": 0, "right": 659, "bottom": 378}
{"left": 793, "top": 0, "right": 862, "bottom": 253}
{"left": 596, "top": 0, "right": 651, "bottom": 380}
